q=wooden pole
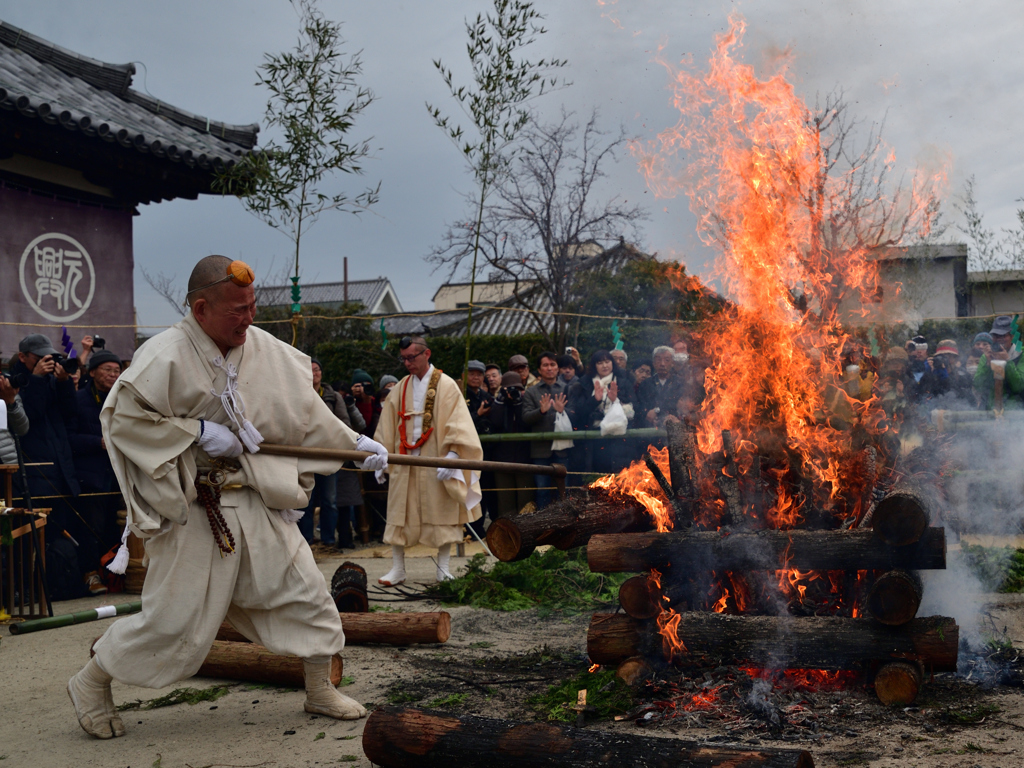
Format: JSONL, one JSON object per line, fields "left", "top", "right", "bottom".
{"left": 587, "top": 528, "right": 946, "bottom": 574}
{"left": 362, "top": 706, "right": 815, "bottom": 768}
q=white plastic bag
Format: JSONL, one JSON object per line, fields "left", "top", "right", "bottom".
{"left": 551, "top": 410, "right": 574, "bottom": 451}
{"left": 600, "top": 399, "right": 629, "bottom": 436}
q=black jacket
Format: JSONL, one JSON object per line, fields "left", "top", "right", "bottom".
{"left": 10, "top": 359, "right": 80, "bottom": 496}
{"left": 568, "top": 373, "right": 635, "bottom": 431}
{"left": 487, "top": 389, "right": 530, "bottom": 463}
{"left": 67, "top": 384, "right": 116, "bottom": 493}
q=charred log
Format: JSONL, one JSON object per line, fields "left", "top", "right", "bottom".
{"left": 587, "top": 528, "right": 946, "bottom": 574}
{"left": 871, "top": 484, "right": 932, "bottom": 546}
{"left": 485, "top": 488, "right": 650, "bottom": 562}
{"left": 873, "top": 660, "right": 924, "bottom": 705}
{"left": 617, "top": 573, "right": 695, "bottom": 619}
{"left": 587, "top": 612, "right": 958, "bottom": 672}
{"left": 866, "top": 569, "right": 923, "bottom": 626}
{"left": 331, "top": 561, "right": 369, "bottom": 613}
{"left": 362, "top": 706, "right": 815, "bottom": 768}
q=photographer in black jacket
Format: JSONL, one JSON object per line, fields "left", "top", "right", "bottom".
{"left": 11, "top": 333, "right": 86, "bottom": 598}
{"left": 487, "top": 371, "right": 535, "bottom": 517}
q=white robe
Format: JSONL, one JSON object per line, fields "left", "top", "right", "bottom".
{"left": 92, "top": 313, "right": 359, "bottom": 688}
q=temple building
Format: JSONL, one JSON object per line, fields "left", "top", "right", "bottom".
{"left": 0, "top": 20, "right": 257, "bottom": 359}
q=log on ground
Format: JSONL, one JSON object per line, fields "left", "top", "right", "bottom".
{"left": 586, "top": 612, "right": 958, "bottom": 671}
{"left": 198, "top": 641, "right": 342, "bottom": 687}
{"left": 874, "top": 661, "right": 923, "bottom": 705}
{"left": 588, "top": 527, "right": 946, "bottom": 573}
{"left": 486, "top": 487, "right": 650, "bottom": 562}
{"left": 362, "top": 706, "right": 814, "bottom": 768}
{"left": 331, "top": 561, "right": 369, "bottom": 613}
{"left": 216, "top": 611, "right": 451, "bottom": 646}
{"left": 866, "top": 569, "right": 923, "bottom": 626}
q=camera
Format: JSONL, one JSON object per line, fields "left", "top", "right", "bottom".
{"left": 502, "top": 386, "right": 523, "bottom": 404}
{"left": 3, "top": 370, "right": 30, "bottom": 389}
{"left": 50, "top": 353, "right": 79, "bottom": 375}
{"left": 92, "top": 336, "right": 106, "bottom": 350}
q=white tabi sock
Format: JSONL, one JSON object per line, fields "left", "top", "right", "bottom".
{"left": 303, "top": 657, "right": 367, "bottom": 720}
{"left": 67, "top": 656, "right": 126, "bottom": 739}
{"left": 378, "top": 545, "right": 406, "bottom": 586}
{"left": 437, "top": 543, "right": 454, "bottom": 582}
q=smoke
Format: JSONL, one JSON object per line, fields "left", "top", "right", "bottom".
{"left": 919, "top": 416, "right": 1024, "bottom": 661}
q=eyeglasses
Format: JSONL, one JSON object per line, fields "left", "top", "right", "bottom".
{"left": 399, "top": 350, "right": 426, "bottom": 363}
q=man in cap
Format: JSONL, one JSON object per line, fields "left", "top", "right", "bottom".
{"left": 67, "top": 349, "right": 125, "bottom": 594}
{"left": 928, "top": 339, "right": 974, "bottom": 402}
{"left": 508, "top": 354, "right": 538, "bottom": 388}
{"left": 973, "top": 316, "right": 1024, "bottom": 409}
{"left": 374, "top": 336, "right": 483, "bottom": 585}
{"left": 465, "top": 360, "right": 493, "bottom": 435}
{"left": 67, "top": 255, "right": 390, "bottom": 740}
{"left": 10, "top": 334, "right": 83, "bottom": 596}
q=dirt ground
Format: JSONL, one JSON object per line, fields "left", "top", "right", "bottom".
{"left": 3, "top": 545, "right": 1024, "bottom": 768}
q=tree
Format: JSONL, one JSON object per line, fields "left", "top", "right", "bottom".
{"left": 954, "top": 175, "right": 1024, "bottom": 315}
{"left": 430, "top": 110, "right": 646, "bottom": 350}
{"left": 427, "top": 0, "right": 566, "bottom": 381}
{"left": 215, "top": 0, "right": 379, "bottom": 344}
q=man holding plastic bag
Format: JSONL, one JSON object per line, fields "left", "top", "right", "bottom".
{"left": 522, "top": 352, "right": 572, "bottom": 509}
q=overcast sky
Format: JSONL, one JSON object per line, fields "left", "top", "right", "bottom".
{"left": 2, "top": 1, "right": 1021, "bottom": 332}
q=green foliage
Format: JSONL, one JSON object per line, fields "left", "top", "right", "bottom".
{"left": 961, "top": 545, "right": 1024, "bottom": 592}
{"left": 386, "top": 689, "right": 422, "bottom": 705}
{"left": 214, "top": 0, "right": 378, "bottom": 287}
{"left": 426, "top": 548, "right": 629, "bottom": 615}
{"left": 571, "top": 258, "right": 727, "bottom": 356}
{"left": 314, "top": 732, "right": 325, "bottom": 741}
{"left": 339, "top": 675, "right": 355, "bottom": 687}
{"left": 427, "top": 693, "right": 470, "bottom": 708}
{"left": 118, "top": 685, "right": 232, "bottom": 711}
{"left": 940, "top": 702, "right": 1001, "bottom": 725}
{"left": 528, "top": 668, "right": 634, "bottom": 722}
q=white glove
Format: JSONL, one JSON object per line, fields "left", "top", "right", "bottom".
{"left": 197, "top": 420, "right": 243, "bottom": 458}
{"left": 437, "top": 451, "right": 462, "bottom": 482}
{"left": 356, "top": 434, "right": 389, "bottom": 473}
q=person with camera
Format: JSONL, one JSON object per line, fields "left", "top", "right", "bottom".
{"left": 973, "top": 316, "right": 1024, "bottom": 410}
{"left": 67, "top": 349, "right": 125, "bottom": 595}
{"left": 11, "top": 334, "right": 85, "bottom": 597}
{"left": 0, "top": 373, "right": 29, "bottom": 465}
{"left": 488, "top": 371, "right": 535, "bottom": 517}
{"left": 374, "top": 336, "right": 483, "bottom": 586}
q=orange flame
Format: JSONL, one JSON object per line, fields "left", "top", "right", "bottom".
{"left": 656, "top": 607, "right": 686, "bottom": 660}
{"left": 740, "top": 667, "right": 859, "bottom": 692}
{"left": 591, "top": 446, "right": 674, "bottom": 532}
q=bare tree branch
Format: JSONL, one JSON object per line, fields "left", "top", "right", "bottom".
{"left": 140, "top": 267, "right": 186, "bottom": 317}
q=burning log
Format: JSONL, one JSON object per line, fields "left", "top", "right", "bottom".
{"left": 866, "top": 569, "right": 923, "bottom": 626}
{"left": 485, "top": 488, "right": 650, "bottom": 562}
{"left": 870, "top": 484, "right": 932, "bottom": 546}
{"left": 198, "top": 641, "right": 342, "bottom": 687}
{"left": 216, "top": 611, "right": 451, "bottom": 646}
{"left": 873, "top": 661, "right": 923, "bottom": 706}
{"left": 587, "top": 528, "right": 946, "bottom": 574}
{"left": 362, "top": 706, "right": 815, "bottom": 768}
{"left": 717, "top": 430, "right": 744, "bottom": 520}
{"left": 665, "top": 420, "right": 698, "bottom": 524}
{"left": 331, "top": 561, "right": 369, "bottom": 613}
{"left": 587, "top": 613, "right": 958, "bottom": 671}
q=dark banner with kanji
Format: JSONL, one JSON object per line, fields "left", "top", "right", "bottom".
{"left": 0, "top": 183, "right": 135, "bottom": 364}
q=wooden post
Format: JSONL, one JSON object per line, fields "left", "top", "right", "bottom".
{"left": 217, "top": 611, "right": 452, "bottom": 646}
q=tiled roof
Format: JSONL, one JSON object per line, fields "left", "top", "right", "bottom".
{"left": 0, "top": 20, "right": 257, "bottom": 171}
{"left": 256, "top": 277, "right": 399, "bottom": 314}
{"left": 387, "top": 242, "right": 653, "bottom": 338}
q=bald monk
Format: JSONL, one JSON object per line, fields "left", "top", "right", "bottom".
{"left": 374, "top": 336, "right": 483, "bottom": 585}
{"left": 67, "top": 255, "right": 390, "bottom": 739}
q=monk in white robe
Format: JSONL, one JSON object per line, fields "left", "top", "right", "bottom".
{"left": 374, "top": 336, "right": 482, "bottom": 585}
{"left": 67, "top": 256, "right": 389, "bottom": 740}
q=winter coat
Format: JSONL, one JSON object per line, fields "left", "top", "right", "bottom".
{"left": 67, "top": 384, "right": 117, "bottom": 492}
{"left": 568, "top": 373, "right": 635, "bottom": 431}
{"left": 522, "top": 379, "right": 568, "bottom": 459}
{"left": 10, "top": 359, "right": 79, "bottom": 497}
{"left": 0, "top": 393, "right": 30, "bottom": 464}
{"left": 319, "top": 384, "right": 366, "bottom": 507}
{"left": 487, "top": 390, "right": 531, "bottom": 464}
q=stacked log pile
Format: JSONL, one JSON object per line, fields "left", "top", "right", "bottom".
{"left": 500, "top": 420, "right": 955, "bottom": 706}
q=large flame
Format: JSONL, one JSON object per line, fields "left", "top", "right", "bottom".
{"left": 591, "top": 446, "right": 674, "bottom": 532}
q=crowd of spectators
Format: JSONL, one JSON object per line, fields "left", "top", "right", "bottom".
{"left": 2, "top": 316, "right": 1020, "bottom": 599}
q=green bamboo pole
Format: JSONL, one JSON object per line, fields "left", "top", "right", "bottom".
{"left": 478, "top": 428, "right": 667, "bottom": 442}
{"left": 8, "top": 600, "right": 141, "bottom": 635}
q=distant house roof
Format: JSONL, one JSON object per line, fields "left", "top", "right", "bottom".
{"left": 0, "top": 20, "right": 258, "bottom": 203}
{"left": 256, "top": 277, "right": 403, "bottom": 316}
{"left": 387, "top": 241, "right": 651, "bottom": 338}
{"left": 967, "top": 268, "right": 1024, "bottom": 284}
{"left": 870, "top": 243, "right": 968, "bottom": 261}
